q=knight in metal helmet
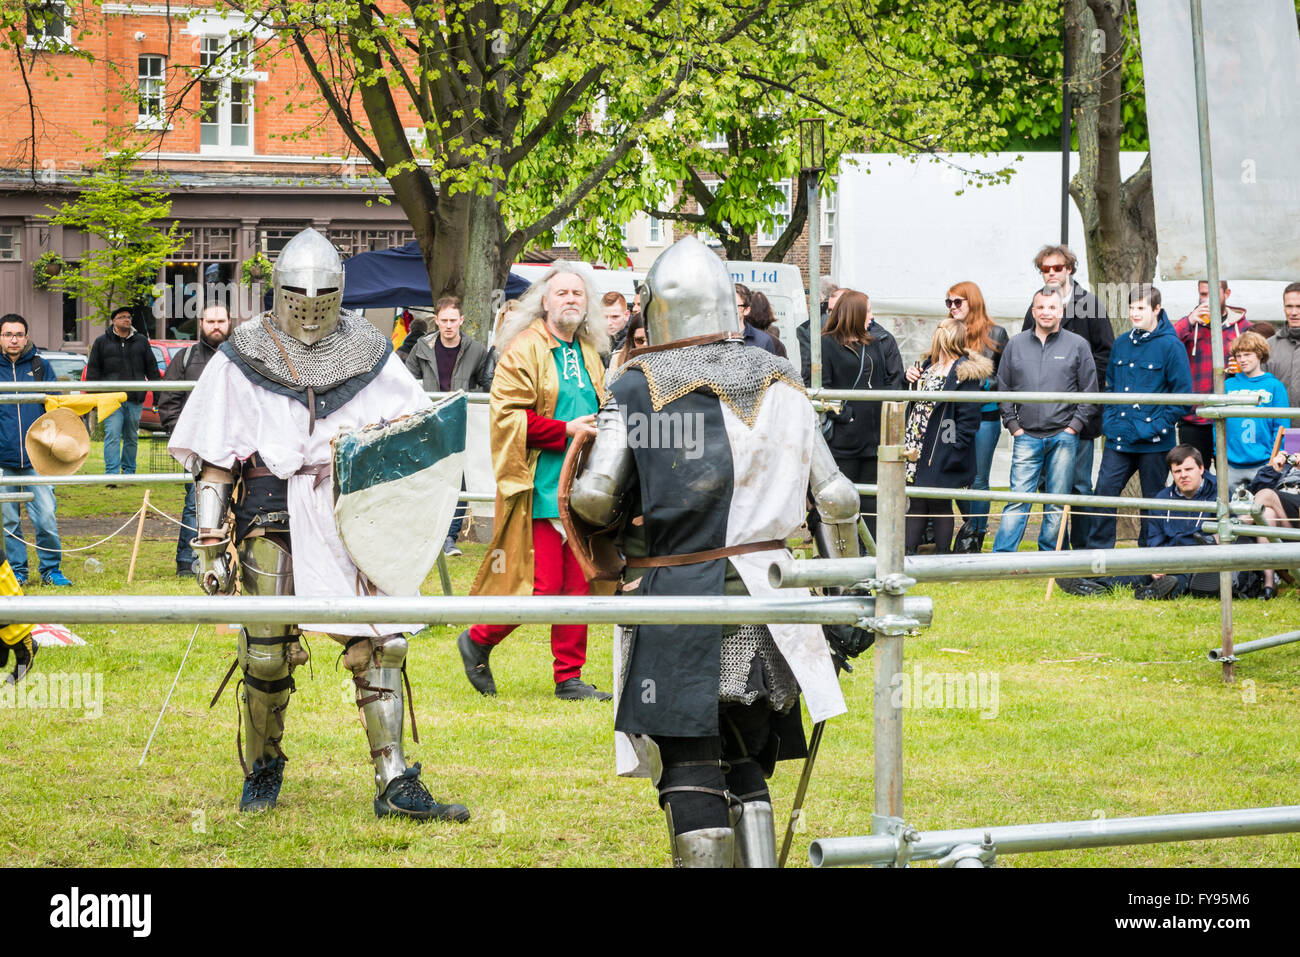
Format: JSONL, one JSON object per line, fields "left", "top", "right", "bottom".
{"left": 168, "top": 227, "right": 469, "bottom": 823}
{"left": 270, "top": 227, "right": 345, "bottom": 345}
{"left": 562, "top": 235, "right": 868, "bottom": 867}
{"left": 640, "top": 234, "right": 742, "bottom": 346}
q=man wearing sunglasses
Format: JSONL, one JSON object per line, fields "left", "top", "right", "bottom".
{"left": 1020, "top": 244, "right": 1114, "bottom": 549}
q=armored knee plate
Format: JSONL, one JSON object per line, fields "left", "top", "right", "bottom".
{"left": 731, "top": 800, "right": 777, "bottom": 868}
{"left": 235, "top": 537, "right": 301, "bottom": 771}
{"left": 347, "top": 634, "right": 411, "bottom": 795}
{"left": 666, "top": 806, "right": 735, "bottom": 868}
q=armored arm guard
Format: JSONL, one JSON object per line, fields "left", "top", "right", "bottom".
{"left": 193, "top": 462, "right": 236, "bottom": 595}
{"left": 569, "top": 395, "right": 634, "bottom": 527}
{"left": 810, "top": 432, "right": 861, "bottom": 560}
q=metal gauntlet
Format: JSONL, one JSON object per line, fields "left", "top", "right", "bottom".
{"left": 193, "top": 463, "right": 236, "bottom": 595}
{"left": 810, "top": 433, "right": 861, "bottom": 561}
{"left": 570, "top": 396, "right": 633, "bottom": 527}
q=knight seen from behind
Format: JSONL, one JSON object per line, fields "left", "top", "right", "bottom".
{"left": 566, "top": 236, "right": 867, "bottom": 867}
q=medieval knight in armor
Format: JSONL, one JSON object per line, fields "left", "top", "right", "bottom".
{"left": 168, "top": 228, "right": 469, "bottom": 822}
{"left": 566, "top": 235, "right": 866, "bottom": 866}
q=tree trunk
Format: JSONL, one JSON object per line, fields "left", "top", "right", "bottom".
{"left": 463, "top": 186, "right": 504, "bottom": 345}
{"left": 1068, "top": 0, "right": 1157, "bottom": 333}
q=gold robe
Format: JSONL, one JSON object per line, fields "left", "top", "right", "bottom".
{"left": 470, "top": 318, "right": 608, "bottom": 596}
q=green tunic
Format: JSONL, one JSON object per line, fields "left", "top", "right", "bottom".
{"left": 532, "top": 337, "right": 600, "bottom": 519}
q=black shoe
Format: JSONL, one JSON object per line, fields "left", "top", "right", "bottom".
{"left": 374, "top": 763, "right": 470, "bottom": 822}
{"left": 1, "top": 634, "right": 36, "bottom": 685}
{"left": 1262, "top": 585, "right": 1277, "bottom": 601}
{"left": 555, "top": 677, "right": 613, "bottom": 701}
{"left": 177, "top": 563, "right": 193, "bottom": 578}
{"left": 239, "top": 756, "right": 285, "bottom": 813}
{"left": 1135, "top": 576, "right": 1180, "bottom": 601}
{"left": 1056, "top": 577, "right": 1107, "bottom": 597}
{"left": 457, "top": 629, "right": 496, "bottom": 696}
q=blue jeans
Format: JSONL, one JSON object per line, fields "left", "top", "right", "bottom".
{"left": 1, "top": 467, "right": 62, "bottom": 580}
{"left": 176, "top": 482, "right": 196, "bottom": 569}
{"left": 103, "top": 400, "right": 143, "bottom": 475}
{"left": 447, "top": 476, "right": 467, "bottom": 543}
{"left": 957, "top": 418, "right": 1002, "bottom": 535}
{"left": 1087, "top": 447, "right": 1171, "bottom": 549}
{"left": 1068, "top": 438, "right": 1096, "bottom": 549}
{"left": 991, "top": 431, "right": 1078, "bottom": 552}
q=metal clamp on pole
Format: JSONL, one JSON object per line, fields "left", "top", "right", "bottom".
{"left": 935, "top": 833, "right": 996, "bottom": 869}
{"left": 869, "top": 814, "right": 919, "bottom": 869}
{"left": 857, "top": 615, "right": 920, "bottom": 636}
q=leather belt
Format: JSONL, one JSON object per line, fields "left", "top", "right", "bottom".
{"left": 625, "top": 539, "right": 786, "bottom": 568}
{"left": 242, "top": 462, "right": 330, "bottom": 491}
{"left": 296, "top": 462, "right": 332, "bottom": 491}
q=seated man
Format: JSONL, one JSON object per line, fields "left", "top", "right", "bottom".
{"left": 1057, "top": 444, "right": 1216, "bottom": 600}
{"left": 1241, "top": 449, "right": 1300, "bottom": 599}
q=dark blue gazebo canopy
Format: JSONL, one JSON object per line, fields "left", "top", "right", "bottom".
{"left": 342, "top": 241, "right": 530, "bottom": 309}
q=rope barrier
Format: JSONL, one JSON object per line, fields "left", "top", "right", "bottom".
{"left": 3, "top": 506, "right": 148, "bottom": 553}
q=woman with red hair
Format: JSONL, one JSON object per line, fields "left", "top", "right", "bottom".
{"left": 908, "top": 281, "right": 1006, "bottom": 553}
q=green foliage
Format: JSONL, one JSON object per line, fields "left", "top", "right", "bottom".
{"left": 240, "top": 252, "right": 273, "bottom": 287}
{"left": 31, "top": 251, "right": 65, "bottom": 291}
{"left": 43, "top": 151, "right": 184, "bottom": 324}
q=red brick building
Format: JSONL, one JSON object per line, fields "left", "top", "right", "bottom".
{"left": 0, "top": 2, "right": 413, "bottom": 350}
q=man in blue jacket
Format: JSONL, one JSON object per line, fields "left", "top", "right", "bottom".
{"left": 0, "top": 314, "right": 70, "bottom": 587}
{"left": 1059, "top": 444, "right": 1214, "bottom": 599}
{"left": 1087, "top": 285, "right": 1194, "bottom": 549}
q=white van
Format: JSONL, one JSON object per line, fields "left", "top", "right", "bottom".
{"left": 509, "top": 262, "right": 645, "bottom": 304}
{"left": 726, "top": 261, "right": 809, "bottom": 370}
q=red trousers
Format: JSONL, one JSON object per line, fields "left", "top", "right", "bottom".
{"left": 469, "top": 518, "right": 590, "bottom": 683}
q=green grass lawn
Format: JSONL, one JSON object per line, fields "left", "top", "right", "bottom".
{"left": 2, "top": 452, "right": 1298, "bottom": 867}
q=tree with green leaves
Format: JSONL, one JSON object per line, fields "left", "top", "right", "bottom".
{"left": 241, "top": 0, "right": 1089, "bottom": 337}
{"left": 44, "top": 151, "right": 184, "bottom": 325}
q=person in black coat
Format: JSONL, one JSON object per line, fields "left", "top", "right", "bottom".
{"left": 922, "top": 281, "right": 1007, "bottom": 553}
{"left": 817, "top": 290, "right": 905, "bottom": 537}
{"left": 903, "top": 319, "right": 991, "bottom": 554}
{"left": 86, "top": 307, "right": 161, "bottom": 477}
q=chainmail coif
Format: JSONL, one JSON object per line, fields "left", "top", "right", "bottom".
{"left": 229, "top": 310, "right": 389, "bottom": 392}
{"left": 608, "top": 340, "right": 804, "bottom": 427}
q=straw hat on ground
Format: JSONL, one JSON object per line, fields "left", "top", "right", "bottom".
{"left": 25, "top": 408, "right": 90, "bottom": 476}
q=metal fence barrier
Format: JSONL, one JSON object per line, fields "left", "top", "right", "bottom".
{"left": 810, "top": 805, "right": 1300, "bottom": 868}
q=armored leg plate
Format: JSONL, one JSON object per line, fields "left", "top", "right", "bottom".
{"left": 236, "top": 628, "right": 296, "bottom": 769}
{"left": 348, "top": 634, "right": 410, "bottom": 795}
{"left": 731, "top": 800, "right": 777, "bottom": 868}
{"left": 673, "top": 827, "right": 736, "bottom": 868}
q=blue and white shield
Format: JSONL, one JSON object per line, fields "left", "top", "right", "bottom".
{"left": 332, "top": 393, "right": 467, "bottom": 595}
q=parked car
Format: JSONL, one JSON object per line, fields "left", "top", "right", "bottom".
{"left": 38, "top": 350, "right": 88, "bottom": 382}
{"left": 80, "top": 339, "right": 191, "bottom": 432}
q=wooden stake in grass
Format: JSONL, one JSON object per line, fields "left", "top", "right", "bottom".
{"left": 126, "top": 490, "right": 151, "bottom": 584}
{"left": 1044, "top": 504, "right": 1071, "bottom": 600}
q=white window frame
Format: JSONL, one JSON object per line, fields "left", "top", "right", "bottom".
{"left": 647, "top": 215, "right": 664, "bottom": 246}
{"left": 757, "top": 181, "right": 792, "bottom": 245}
{"left": 25, "top": 1, "right": 72, "bottom": 51}
{"left": 198, "top": 34, "right": 255, "bottom": 155}
{"left": 135, "top": 54, "right": 172, "bottom": 131}
{"left": 0, "top": 226, "right": 23, "bottom": 261}
{"left": 820, "top": 178, "right": 837, "bottom": 246}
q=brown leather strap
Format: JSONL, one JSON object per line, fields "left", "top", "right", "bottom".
{"left": 261, "top": 317, "right": 301, "bottom": 382}
{"left": 243, "top": 465, "right": 274, "bottom": 480}
{"left": 626, "top": 538, "right": 786, "bottom": 568}
{"left": 210, "top": 659, "right": 239, "bottom": 709}
{"left": 296, "top": 462, "right": 331, "bottom": 490}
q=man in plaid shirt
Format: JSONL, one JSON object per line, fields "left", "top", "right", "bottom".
{"left": 1173, "top": 279, "right": 1249, "bottom": 471}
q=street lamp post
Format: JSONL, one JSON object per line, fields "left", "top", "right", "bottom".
{"left": 800, "top": 117, "right": 826, "bottom": 389}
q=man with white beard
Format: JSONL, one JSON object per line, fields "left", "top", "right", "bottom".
{"left": 458, "top": 267, "right": 613, "bottom": 701}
